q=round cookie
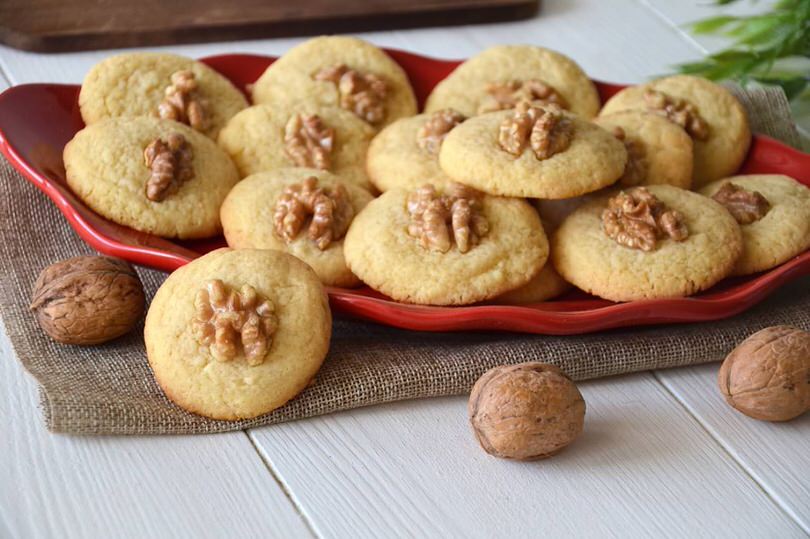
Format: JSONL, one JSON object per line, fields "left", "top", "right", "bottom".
{"left": 552, "top": 185, "right": 743, "bottom": 302}
{"left": 145, "top": 248, "right": 331, "bottom": 420}
{"left": 217, "top": 104, "right": 375, "bottom": 191}
{"left": 79, "top": 52, "right": 248, "bottom": 139}
{"left": 251, "top": 36, "right": 417, "bottom": 129}
{"left": 699, "top": 174, "right": 810, "bottom": 276}
{"left": 344, "top": 186, "right": 549, "bottom": 305}
{"left": 600, "top": 75, "right": 750, "bottom": 187}
{"left": 366, "top": 112, "right": 462, "bottom": 192}
{"left": 221, "top": 168, "right": 374, "bottom": 288}
{"left": 64, "top": 116, "right": 239, "bottom": 239}
{"left": 492, "top": 261, "right": 570, "bottom": 305}
{"left": 439, "top": 108, "right": 627, "bottom": 199}
{"left": 594, "top": 111, "right": 693, "bottom": 189}
{"left": 424, "top": 45, "right": 600, "bottom": 118}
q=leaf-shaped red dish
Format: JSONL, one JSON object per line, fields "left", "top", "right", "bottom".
{"left": 1, "top": 50, "right": 809, "bottom": 334}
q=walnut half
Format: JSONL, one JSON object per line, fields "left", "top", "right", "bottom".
{"left": 284, "top": 114, "right": 335, "bottom": 170}
{"left": 416, "top": 109, "right": 466, "bottom": 155}
{"left": 157, "top": 70, "right": 209, "bottom": 132}
{"left": 273, "top": 177, "right": 354, "bottom": 250}
{"left": 143, "top": 133, "right": 194, "bottom": 202}
{"left": 602, "top": 187, "right": 688, "bottom": 251}
{"left": 711, "top": 182, "right": 771, "bottom": 225}
{"left": 644, "top": 89, "right": 709, "bottom": 140}
{"left": 479, "top": 79, "right": 569, "bottom": 114}
{"left": 193, "top": 279, "right": 278, "bottom": 366}
{"left": 498, "top": 102, "right": 572, "bottom": 160}
{"left": 406, "top": 183, "right": 489, "bottom": 253}
{"left": 314, "top": 64, "right": 388, "bottom": 125}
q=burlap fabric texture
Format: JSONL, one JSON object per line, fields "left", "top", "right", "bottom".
{"left": 0, "top": 84, "right": 807, "bottom": 435}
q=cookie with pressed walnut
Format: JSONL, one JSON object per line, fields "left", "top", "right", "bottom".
{"left": 144, "top": 248, "right": 331, "bottom": 420}
{"left": 217, "top": 104, "right": 375, "bottom": 191}
{"left": 424, "top": 45, "right": 600, "bottom": 119}
{"left": 64, "top": 116, "right": 239, "bottom": 239}
{"left": 552, "top": 185, "right": 742, "bottom": 302}
{"left": 79, "top": 52, "right": 248, "bottom": 139}
{"left": 367, "top": 110, "right": 466, "bottom": 192}
{"left": 594, "top": 111, "right": 693, "bottom": 189}
{"left": 343, "top": 183, "right": 548, "bottom": 305}
{"left": 600, "top": 75, "right": 750, "bottom": 187}
{"left": 221, "top": 168, "right": 374, "bottom": 287}
{"left": 699, "top": 174, "right": 810, "bottom": 276}
{"left": 251, "top": 36, "right": 417, "bottom": 130}
{"left": 439, "top": 104, "right": 627, "bottom": 199}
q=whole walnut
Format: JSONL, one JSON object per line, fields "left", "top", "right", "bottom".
{"left": 30, "top": 256, "right": 146, "bottom": 345}
{"left": 468, "top": 362, "right": 586, "bottom": 460}
{"left": 718, "top": 326, "right": 810, "bottom": 422}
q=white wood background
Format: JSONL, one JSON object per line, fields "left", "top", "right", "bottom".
{"left": 1, "top": 1, "right": 809, "bottom": 537}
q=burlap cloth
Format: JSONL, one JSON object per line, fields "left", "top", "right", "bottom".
{"left": 1, "top": 85, "right": 807, "bottom": 435}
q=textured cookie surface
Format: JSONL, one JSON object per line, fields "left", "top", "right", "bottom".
{"left": 217, "top": 104, "right": 375, "bottom": 190}
{"left": 79, "top": 52, "right": 248, "bottom": 139}
{"left": 145, "top": 248, "right": 331, "bottom": 420}
{"left": 439, "top": 109, "right": 626, "bottom": 198}
{"left": 594, "top": 111, "right": 693, "bottom": 189}
{"left": 344, "top": 189, "right": 549, "bottom": 305}
{"left": 552, "top": 185, "right": 742, "bottom": 302}
{"left": 424, "top": 45, "right": 600, "bottom": 118}
{"left": 221, "top": 168, "right": 374, "bottom": 287}
{"left": 64, "top": 117, "right": 239, "bottom": 239}
{"left": 251, "top": 36, "right": 417, "bottom": 129}
{"left": 600, "top": 75, "right": 750, "bottom": 187}
{"left": 699, "top": 175, "right": 810, "bottom": 276}
{"left": 491, "top": 261, "right": 570, "bottom": 304}
{"left": 366, "top": 113, "right": 458, "bottom": 192}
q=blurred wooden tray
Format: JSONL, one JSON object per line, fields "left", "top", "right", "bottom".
{"left": 0, "top": 0, "right": 540, "bottom": 53}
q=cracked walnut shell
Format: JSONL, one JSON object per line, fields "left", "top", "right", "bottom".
{"left": 30, "top": 256, "right": 145, "bottom": 345}
{"left": 469, "top": 362, "right": 586, "bottom": 460}
{"left": 718, "top": 326, "right": 810, "bottom": 422}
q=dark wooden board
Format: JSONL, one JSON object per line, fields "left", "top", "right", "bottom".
{"left": 0, "top": 0, "right": 540, "bottom": 53}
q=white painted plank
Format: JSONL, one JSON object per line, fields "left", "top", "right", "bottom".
{"left": 657, "top": 363, "right": 810, "bottom": 534}
{"left": 0, "top": 318, "right": 313, "bottom": 539}
{"left": 250, "top": 374, "right": 805, "bottom": 538}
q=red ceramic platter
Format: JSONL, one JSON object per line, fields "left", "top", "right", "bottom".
{"left": 1, "top": 51, "right": 809, "bottom": 334}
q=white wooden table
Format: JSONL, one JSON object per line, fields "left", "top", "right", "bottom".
{"left": 2, "top": 1, "right": 808, "bottom": 537}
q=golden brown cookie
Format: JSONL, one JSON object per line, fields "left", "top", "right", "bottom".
{"left": 145, "top": 248, "right": 331, "bottom": 420}
{"left": 64, "top": 117, "right": 239, "bottom": 239}
{"left": 344, "top": 184, "right": 548, "bottom": 305}
{"left": 491, "top": 261, "right": 570, "bottom": 305}
{"left": 552, "top": 185, "right": 743, "bottom": 302}
{"left": 217, "top": 104, "right": 375, "bottom": 191}
{"left": 220, "top": 168, "right": 374, "bottom": 287}
{"left": 251, "top": 36, "right": 417, "bottom": 129}
{"left": 79, "top": 52, "right": 248, "bottom": 139}
{"left": 594, "top": 111, "right": 693, "bottom": 189}
{"left": 699, "top": 174, "right": 810, "bottom": 276}
{"left": 439, "top": 106, "right": 627, "bottom": 198}
{"left": 600, "top": 75, "right": 750, "bottom": 187}
{"left": 425, "top": 45, "right": 600, "bottom": 118}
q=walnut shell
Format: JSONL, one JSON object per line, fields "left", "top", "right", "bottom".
{"left": 30, "top": 256, "right": 146, "bottom": 345}
{"left": 468, "top": 362, "right": 586, "bottom": 460}
{"left": 718, "top": 326, "right": 810, "bottom": 422}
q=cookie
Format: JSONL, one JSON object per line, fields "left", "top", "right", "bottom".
{"left": 221, "top": 168, "right": 374, "bottom": 287}
{"left": 145, "top": 248, "right": 331, "bottom": 420}
{"left": 366, "top": 111, "right": 467, "bottom": 192}
{"left": 79, "top": 52, "right": 248, "bottom": 139}
{"left": 600, "top": 75, "right": 750, "bottom": 187}
{"left": 699, "top": 174, "right": 810, "bottom": 276}
{"left": 251, "top": 36, "right": 417, "bottom": 129}
{"left": 552, "top": 185, "right": 742, "bottom": 302}
{"left": 594, "top": 111, "right": 693, "bottom": 189}
{"left": 439, "top": 106, "right": 627, "bottom": 199}
{"left": 492, "top": 261, "right": 570, "bottom": 305}
{"left": 217, "top": 104, "right": 375, "bottom": 191}
{"left": 344, "top": 184, "right": 548, "bottom": 305}
{"left": 64, "top": 117, "right": 239, "bottom": 239}
{"left": 424, "top": 45, "right": 600, "bottom": 119}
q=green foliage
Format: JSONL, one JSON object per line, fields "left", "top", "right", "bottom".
{"left": 675, "top": 0, "right": 810, "bottom": 100}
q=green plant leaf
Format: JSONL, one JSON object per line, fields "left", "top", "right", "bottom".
{"left": 689, "top": 15, "right": 739, "bottom": 34}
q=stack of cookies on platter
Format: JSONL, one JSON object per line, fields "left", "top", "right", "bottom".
{"left": 61, "top": 37, "right": 810, "bottom": 420}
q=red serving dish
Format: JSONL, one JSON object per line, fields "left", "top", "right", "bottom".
{"left": 1, "top": 51, "right": 809, "bottom": 334}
